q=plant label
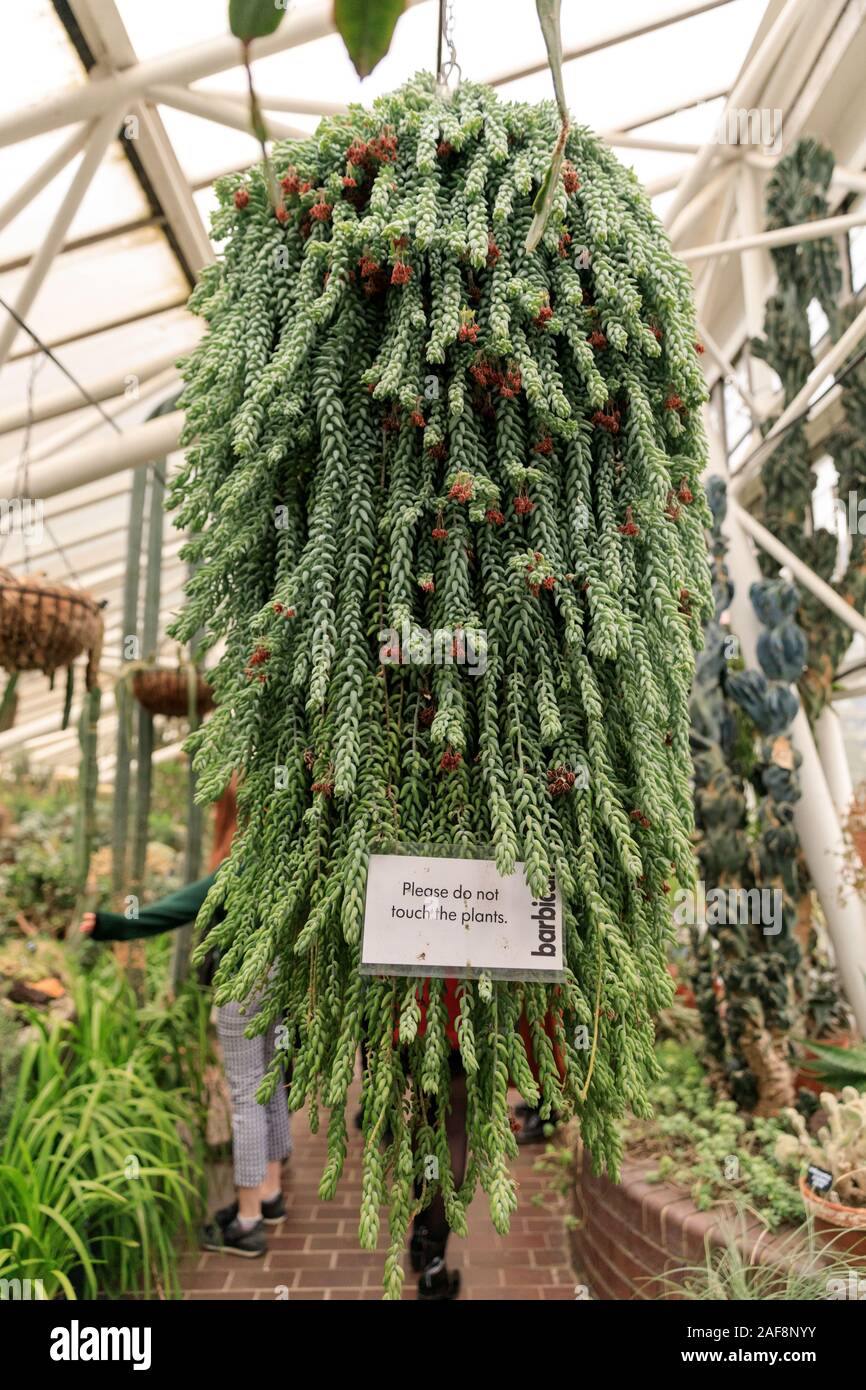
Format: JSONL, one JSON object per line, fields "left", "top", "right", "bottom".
{"left": 361, "top": 852, "right": 564, "bottom": 981}
{"left": 807, "top": 1164, "right": 833, "bottom": 1194}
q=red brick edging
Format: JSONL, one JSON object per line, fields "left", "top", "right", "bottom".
{"left": 570, "top": 1149, "right": 795, "bottom": 1299}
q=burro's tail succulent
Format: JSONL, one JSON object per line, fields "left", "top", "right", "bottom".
{"left": 776, "top": 1087, "right": 866, "bottom": 1206}
{"left": 171, "top": 73, "right": 713, "bottom": 1296}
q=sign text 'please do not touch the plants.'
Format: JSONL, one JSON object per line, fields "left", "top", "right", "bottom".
{"left": 361, "top": 853, "right": 564, "bottom": 981}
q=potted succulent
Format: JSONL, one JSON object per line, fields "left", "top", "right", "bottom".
{"left": 776, "top": 1087, "right": 866, "bottom": 1261}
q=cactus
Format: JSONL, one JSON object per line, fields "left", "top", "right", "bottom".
{"left": 776, "top": 1087, "right": 866, "bottom": 1206}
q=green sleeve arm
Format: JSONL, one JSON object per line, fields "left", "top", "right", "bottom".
{"left": 92, "top": 872, "right": 217, "bottom": 942}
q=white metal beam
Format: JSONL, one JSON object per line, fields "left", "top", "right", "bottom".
{"left": 664, "top": 0, "right": 815, "bottom": 226}
{"left": 487, "top": 0, "right": 739, "bottom": 88}
{"left": 0, "top": 106, "right": 122, "bottom": 372}
{"left": 0, "top": 347, "right": 182, "bottom": 435}
{"left": 0, "top": 0, "right": 430, "bottom": 147}
{"left": 679, "top": 206, "right": 866, "bottom": 262}
{"left": 149, "top": 84, "right": 309, "bottom": 143}
{"left": 0, "top": 409, "right": 184, "bottom": 498}
{"left": 0, "top": 123, "right": 89, "bottom": 236}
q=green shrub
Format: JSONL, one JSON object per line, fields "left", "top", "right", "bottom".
{"left": 0, "top": 964, "right": 207, "bottom": 1299}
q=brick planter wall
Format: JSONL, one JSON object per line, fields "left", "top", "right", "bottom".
{"left": 570, "top": 1149, "right": 795, "bottom": 1299}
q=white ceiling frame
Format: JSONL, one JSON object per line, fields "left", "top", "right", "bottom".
{"left": 0, "top": 345, "right": 182, "bottom": 434}
{"left": 664, "top": 0, "right": 816, "bottom": 226}
{"left": 0, "top": 0, "right": 431, "bottom": 147}
{"left": 487, "top": 0, "right": 740, "bottom": 88}
{"left": 149, "top": 84, "right": 310, "bottom": 143}
{"left": 680, "top": 205, "right": 866, "bottom": 260}
{"left": 0, "top": 104, "right": 123, "bottom": 372}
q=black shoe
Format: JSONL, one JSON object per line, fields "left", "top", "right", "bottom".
{"left": 201, "top": 1215, "right": 267, "bottom": 1258}
{"left": 215, "top": 1193, "right": 286, "bottom": 1228}
{"left": 418, "top": 1256, "right": 460, "bottom": 1300}
{"left": 409, "top": 1224, "right": 446, "bottom": 1273}
{"left": 515, "top": 1109, "right": 559, "bottom": 1146}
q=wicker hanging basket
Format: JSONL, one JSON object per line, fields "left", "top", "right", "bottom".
{"left": 131, "top": 665, "right": 215, "bottom": 718}
{"left": 0, "top": 567, "right": 103, "bottom": 689}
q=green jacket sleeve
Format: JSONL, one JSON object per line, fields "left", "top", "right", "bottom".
{"left": 92, "top": 872, "right": 217, "bottom": 942}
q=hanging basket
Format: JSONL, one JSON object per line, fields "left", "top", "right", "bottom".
{"left": 0, "top": 567, "right": 103, "bottom": 689}
{"left": 131, "top": 665, "right": 215, "bottom": 718}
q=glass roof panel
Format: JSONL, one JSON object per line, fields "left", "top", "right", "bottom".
{"left": 0, "top": 139, "right": 152, "bottom": 264}
{"left": 0, "top": 226, "right": 189, "bottom": 358}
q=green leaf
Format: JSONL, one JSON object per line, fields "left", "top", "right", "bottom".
{"left": 229, "top": 0, "right": 287, "bottom": 42}
{"left": 334, "top": 0, "right": 406, "bottom": 79}
{"left": 524, "top": 0, "right": 569, "bottom": 254}
{"left": 535, "top": 0, "right": 567, "bottom": 124}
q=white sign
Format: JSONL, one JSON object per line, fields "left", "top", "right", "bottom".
{"left": 361, "top": 852, "right": 564, "bottom": 981}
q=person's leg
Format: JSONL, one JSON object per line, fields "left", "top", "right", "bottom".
{"left": 412, "top": 1052, "right": 467, "bottom": 1298}
{"left": 216, "top": 998, "right": 270, "bottom": 1218}
{"left": 261, "top": 1017, "right": 292, "bottom": 1205}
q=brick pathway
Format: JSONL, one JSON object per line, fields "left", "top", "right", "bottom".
{"left": 181, "top": 1081, "right": 575, "bottom": 1301}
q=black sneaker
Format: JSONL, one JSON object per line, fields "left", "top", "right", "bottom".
{"left": 215, "top": 1194, "right": 286, "bottom": 1228}
{"left": 201, "top": 1215, "right": 266, "bottom": 1258}
{"left": 418, "top": 1256, "right": 460, "bottom": 1300}
{"left": 409, "top": 1224, "right": 443, "bottom": 1273}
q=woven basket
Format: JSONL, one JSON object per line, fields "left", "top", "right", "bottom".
{"left": 0, "top": 567, "right": 103, "bottom": 689}
{"left": 131, "top": 666, "right": 215, "bottom": 718}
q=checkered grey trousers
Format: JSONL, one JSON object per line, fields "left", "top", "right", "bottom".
{"left": 216, "top": 992, "right": 292, "bottom": 1189}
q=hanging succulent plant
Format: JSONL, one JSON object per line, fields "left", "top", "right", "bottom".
{"left": 170, "top": 74, "right": 712, "bottom": 1296}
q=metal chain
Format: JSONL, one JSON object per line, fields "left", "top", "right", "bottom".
{"left": 436, "top": 0, "right": 461, "bottom": 92}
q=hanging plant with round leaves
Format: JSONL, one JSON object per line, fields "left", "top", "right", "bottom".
{"left": 170, "top": 75, "right": 712, "bottom": 1297}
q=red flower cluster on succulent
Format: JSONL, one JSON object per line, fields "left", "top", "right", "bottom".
{"left": 588, "top": 330, "right": 607, "bottom": 349}
{"left": 558, "top": 231, "right": 572, "bottom": 259}
{"left": 562, "top": 162, "right": 581, "bottom": 194}
{"left": 485, "top": 508, "right": 505, "bottom": 526}
{"left": 419, "top": 579, "right": 435, "bottom": 593}
{"left": 437, "top": 140, "right": 455, "bottom": 158}
{"left": 234, "top": 188, "right": 249, "bottom": 209}
{"left": 617, "top": 506, "right": 639, "bottom": 537}
{"left": 547, "top": 765, "right": 576, "bottom": 796}
{"left": 533, "top": 436, "right": 553, "bottom": 455}
{"left": 486, "top": 236, "right": 501, "bottom": 266}
{"left": 410, "top": 409, "right": 425, "bottom": 427}
{"left": 310, "top": 195, "right": 332, "bottom": 222}
{"left": 542, "top": 575, "right": 556, "bottom": 590}
{"left": 678, "top": 588, "right": 692, "bottom": 616}
{"left": 665, "top": 393, "right": 685, "bottom": 413}
{"left": 311, "top": 779, "right": 334, "bottom": 797}
{"left": 281, "top": 170, "right": 300, "bottom": 195}
{"left": 514, "top": 491, "right": 534, "bottom": 516}
{"left": 630, "top": 808, "right": 651, "bottom": 829}
{"left": 439, "top": 749, "right": 462, "bottom": 772}
{"left": 427, "top": 441, "right": 447, "bottom": 460}
{"left": 533, "top": 304, "right": 553, "bottom": 328}
{"left": 695, "top": 341, "right": 705, "bottom": 354}
{"left": 273, "top": 602, "right": 295, "bottom": 618}
{"left": 677, "top": 478, "right": 694, "bottom": 504}
{"left": 244, "top": 645, "right": 270, "bottom": 682}
{"left": 391, "top": 261, "right": 412, "bottom": 285}
{"left": 431, "top": 525, "right": 449, "bottom": 540}
{"left": 592, "top": 407, "right": 620, "bottom": 433}
{"left": 448, "top": 475, "right": 474, "bottom": 503}
{"left": 665, "top": 491, "right": 681, "bottom": 521}
{"left": 418, "top": 702, "right": 436, "bottom": 727}
{"left": 650, "top": 325, "right": 663, "bottom": 340}
{"left": 458, "top": 321, "right": 479, "bottom": 343}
